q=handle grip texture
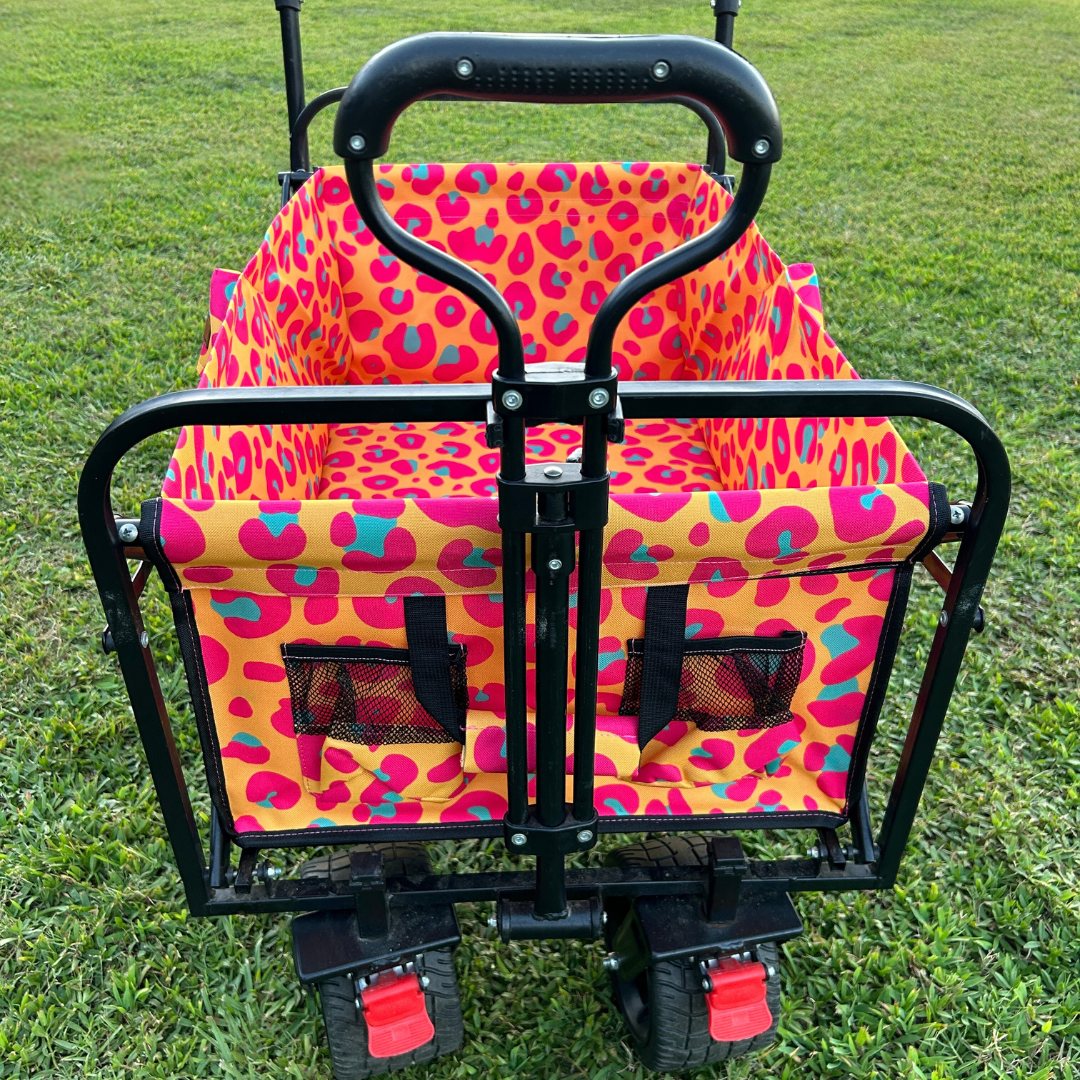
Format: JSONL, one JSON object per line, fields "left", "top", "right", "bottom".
{"left": 333, "top": 32, "right": 781, "bottom": 164}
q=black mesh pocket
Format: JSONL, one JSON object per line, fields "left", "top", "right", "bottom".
{"left": 620, "top": 631, "right": 806, "bottom": 732}
{"left": 281, "top": 643, "right": 467, "bottom": 746}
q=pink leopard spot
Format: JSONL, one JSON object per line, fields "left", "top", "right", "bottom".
{"left": 245, "top": 770, "right": 301, "bottom": 810}
{"left": 200, "top": 635, "right": 229, "bottom": 684}
{"left": 324, "top": 746, "right": 361, "bottom": 774}
{"left": 233, "top": 815, "right": 264, "bottom": 833}
{"left": 159, "top": 500, "right": 207, "bottom": 563}
{"left": 315, "top": 780, "right": 352, "bottom": 810}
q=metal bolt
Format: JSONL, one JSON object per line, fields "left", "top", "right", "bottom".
{"left": 139, "top": 631, "right": 149, "bottom": 649}
{"left": 543, "top": 465, "right": 563, "bottom": 478}
{"left": 548, "top": 558, "right": 563, "bottom": 572}
{"left": 487, "top": 914, "right": 498, "bottom": 928}
{"left": 588, "top": 387, "right": 610, "bottom": 410}
{"left": 807, "top": 844, "right": 821, "bottom": 859}
{"left": 950, "top": 504, "right": 966, "bottom": 525}
{"left": 265, "top": 866, "right": 282, "bottom": 879}
{"left": 602, "top": 955, "right": 621, "bottom": 972}
{"left": 510, "top": 832, "right": 527, "bottom": 846}
{"left": 602, "top": 910, "right": 608, "bottom": 925}
{"left": 652, "top": 60, "right": 670, "bottom": 80}
{"left": 701, "top": 977, "right": 712, "bottom": 992}
{"left": 753, "top": 137, "right": 771, "bottom": 158}
{"left": 117, "top": 523, "right": 139, "bottom": 544}
{"left": 348, "top": 134, "right": 366, "bottom": 153}
{"left": 939, "top": 610, "right": 949, "bottom": 627}
{"left": 420, "top": 975, "right": 431, "bottom": 988}
{"left": 577, "top": 829, "right": 594, "bottom": 844}
{"left": 455, "top": 57, "right": 474, "bottom": 78}
{"left": 502, "top": 390, "right": 523, "bottom": 411}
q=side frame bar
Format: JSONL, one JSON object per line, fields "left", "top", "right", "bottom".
{"left": 78, "top": 379, "right": 1009, "bottom": 915}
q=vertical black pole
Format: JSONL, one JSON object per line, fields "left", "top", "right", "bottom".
{"left": 712, "top": 0, "right": 739, "bottom": 48}
{"left": 707, "top": 0, "right": 739, "bottom": 170}
{"left": 572, "top": 410, "right": 607, "bottom": 821}
{"left": 275, "top": 0, "right": 310, "bottom": 175}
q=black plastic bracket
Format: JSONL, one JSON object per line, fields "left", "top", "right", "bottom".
{"left": 291, "top": 902, "right": 460, "bottom": 985}
{"left": 705, "top": 836, "right": 748, "bottom": 922}
{"left": 610, "top": 887, "right": 803, "bottom": 983}
{"left": 502, "top": 806, "right": 599, "bottom": 857}
{"left": 350, "top": 850, "right": 389, "bottom": 938}
{"left": 492, "top": 371, "right": 618, "bottom": 424}
{"left": 497, "top": 464, "right": 609, "bottom": 533}
{"left": 816, "top": 827, "right": 847, "bottom": 871}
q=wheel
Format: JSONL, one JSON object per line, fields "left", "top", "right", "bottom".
{"left": 300, "top": 840, "right": 432, "bottom": 881}
{"left": 318, "top": 949, "right": 464, "bottom": 1080}
{"left": 604, "top": 835, "right": 781, "bottom": 1072}
{"left": 303, "top": 842, "right": 464, "bottom": 1079}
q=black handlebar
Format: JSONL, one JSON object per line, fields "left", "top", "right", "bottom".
{"left": 333, "top": 32, "right": 781, "bottom": 164}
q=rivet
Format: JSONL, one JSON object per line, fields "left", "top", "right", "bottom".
{"left": 348, "top": 134, "right": 366, "bottom": 153}
{"left": 577, "top": 829, "right": 594, "bottom": 843}
{"left": 588, "top": 387, "right": 610, "bottom": 409}
{"left": 502, "top": 390, "right": 523, "bottom": 411}
{"left": 652, "top": 60, "right": 670, "bottom": 80}
{"left": 118, "top": 523, "right": 139, "bottom": 543}
{"left": 455, "top": 57, "right": 474, "bottom": 78}
{"left": 139, "top": 631, "right": 149, "bottom": 648}
{"left": 510, "top": 832, "right": 527, "bottom": 846}
{"left": 753, "top": 137, "right": 771, "bottom": 158}
{"left": 548, "top": 558, "right": 563, "bottom": 572}
{"left": 939, "top": 610, "right": 949, "bottom": 627}
{"left": 543, "top": 465, "right": 563, "bottom": 478}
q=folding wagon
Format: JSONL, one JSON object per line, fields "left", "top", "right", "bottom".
{"left": 79, "top": 1, "right": 1010, "bottom": 1074}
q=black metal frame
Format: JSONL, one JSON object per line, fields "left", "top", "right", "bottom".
{"left": 274, "top": 0, "right": 740, "bottom": 206}
{"left": 78, "top": 0, "right": 1009, "bottom": 981}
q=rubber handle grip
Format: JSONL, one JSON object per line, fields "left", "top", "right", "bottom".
{"left": 333, "top": 32, "right": 781, "bottom": 164}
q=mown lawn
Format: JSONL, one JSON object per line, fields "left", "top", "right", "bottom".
{"left": 0, "top": 0, "right": 1078, "bottom": 1076}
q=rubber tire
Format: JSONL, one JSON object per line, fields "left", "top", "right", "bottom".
{"left": 300, "top": 841, "right": 432, "bottom": 881}
{"left": 319, "top": 948, "right": 464, "bottom": 1080}
{"left": 605, "top": 835, "right": 781, "bottom": 1072}
{"left": 303, "top": 843, "right": 464, "bottom": 1079}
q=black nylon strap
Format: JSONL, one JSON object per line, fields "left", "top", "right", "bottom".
{"left": 403, "top": 594, "right": 463, "bottom": 743}
{"left": 636, "top": 584, "right": 690, "bottom": 748}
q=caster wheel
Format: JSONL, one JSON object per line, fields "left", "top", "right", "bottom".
{"left": 605, "top": 835, "right": 781, "bottom": 1071}
{"left": 303, "top": 843, "right": 464, "bottom": 1079}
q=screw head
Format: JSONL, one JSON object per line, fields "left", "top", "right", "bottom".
{"left": 543, "top": 465, "right": 563, "bottom": 478}
{"left": 139, "top": 631, "right": 149, "bottom": 649}
{"left": 502, "top": 389, "right": 523, "bottom": 411}
{"left": 577, "top": 829, "right": 594, "bottom": 844}
{"left": 652, "top": 60, "right": 670, "bottom": 80}
{"left": 602, "top": 955, "right": 621, "bottom": 972}
{"left": 548, "top": 558, "right": 563, "bottom": 572}
{"left": 753, "top": 137, "right": 771, "bottom": 158}
{"left": 766, "top": 964, "right": 777, "bottom": 979}
{"left": 510, "top": 832, "right": 527, "bottom": 847}
{"left": 950, "top": 504, "right": 966, "bottom": 525}
{"left": 807, "top": 844, "right": 821, "bottom": 859}
{"left": 420, "top": 975, "right": 430, "bottom": 988}
{"left": 487, "top": 914, "right": 498, "bottom": 928}
{"left": 588, "top": 387, "right": 611, "bottom": 409}
{"left": 939, "top": 609, "right": 949, "bottom": 627}
{"left": 455, "top": 57, "right": 474, "bottom": 78}
{"left": 348, "top": 134, "right": 366, "bottom": 153}
{"left": 118, "top": 523, "right": 139, "bottom": 544}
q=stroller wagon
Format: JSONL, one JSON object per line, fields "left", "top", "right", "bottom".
{"left": 79, "top": 1, "right": 1010, "bottom": 1075}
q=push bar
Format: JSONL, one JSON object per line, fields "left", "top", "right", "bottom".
{"left": 332, "top": 32, "right": 781, "bottom": 164}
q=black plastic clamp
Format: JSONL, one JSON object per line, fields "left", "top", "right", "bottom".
{"left": 496, "top": 463, "right": 609, "bottom": 533}
{"left": 491, "top": 371, "right": 618, "bottom": 424}
{"left": 350, "top": 850, "right": 390, "bottom": 938}
{"left": 502, "top": 805, "right": 600, "bottom": 857}
{"left": 705, "top": 835, "right": 748, "bottom": 922}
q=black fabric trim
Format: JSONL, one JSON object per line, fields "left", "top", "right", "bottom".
{"left": 909, "top": 481, "right": 950, "bottom": 563}
{"left": 140, "top": 498, "right": 238, "bottom": 835}
{"left": 839, "top": 561, "right": 915, "bottom": 821}
{"left": 403, "top": 594, "right": 465, "bottom": 742}
{"left": 636, "top": 584, "right": 689, "bottom": 749}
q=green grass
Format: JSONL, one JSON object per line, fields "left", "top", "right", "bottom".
{"left": 1, "top": 0, "right": 1078, "bottom": 1076}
